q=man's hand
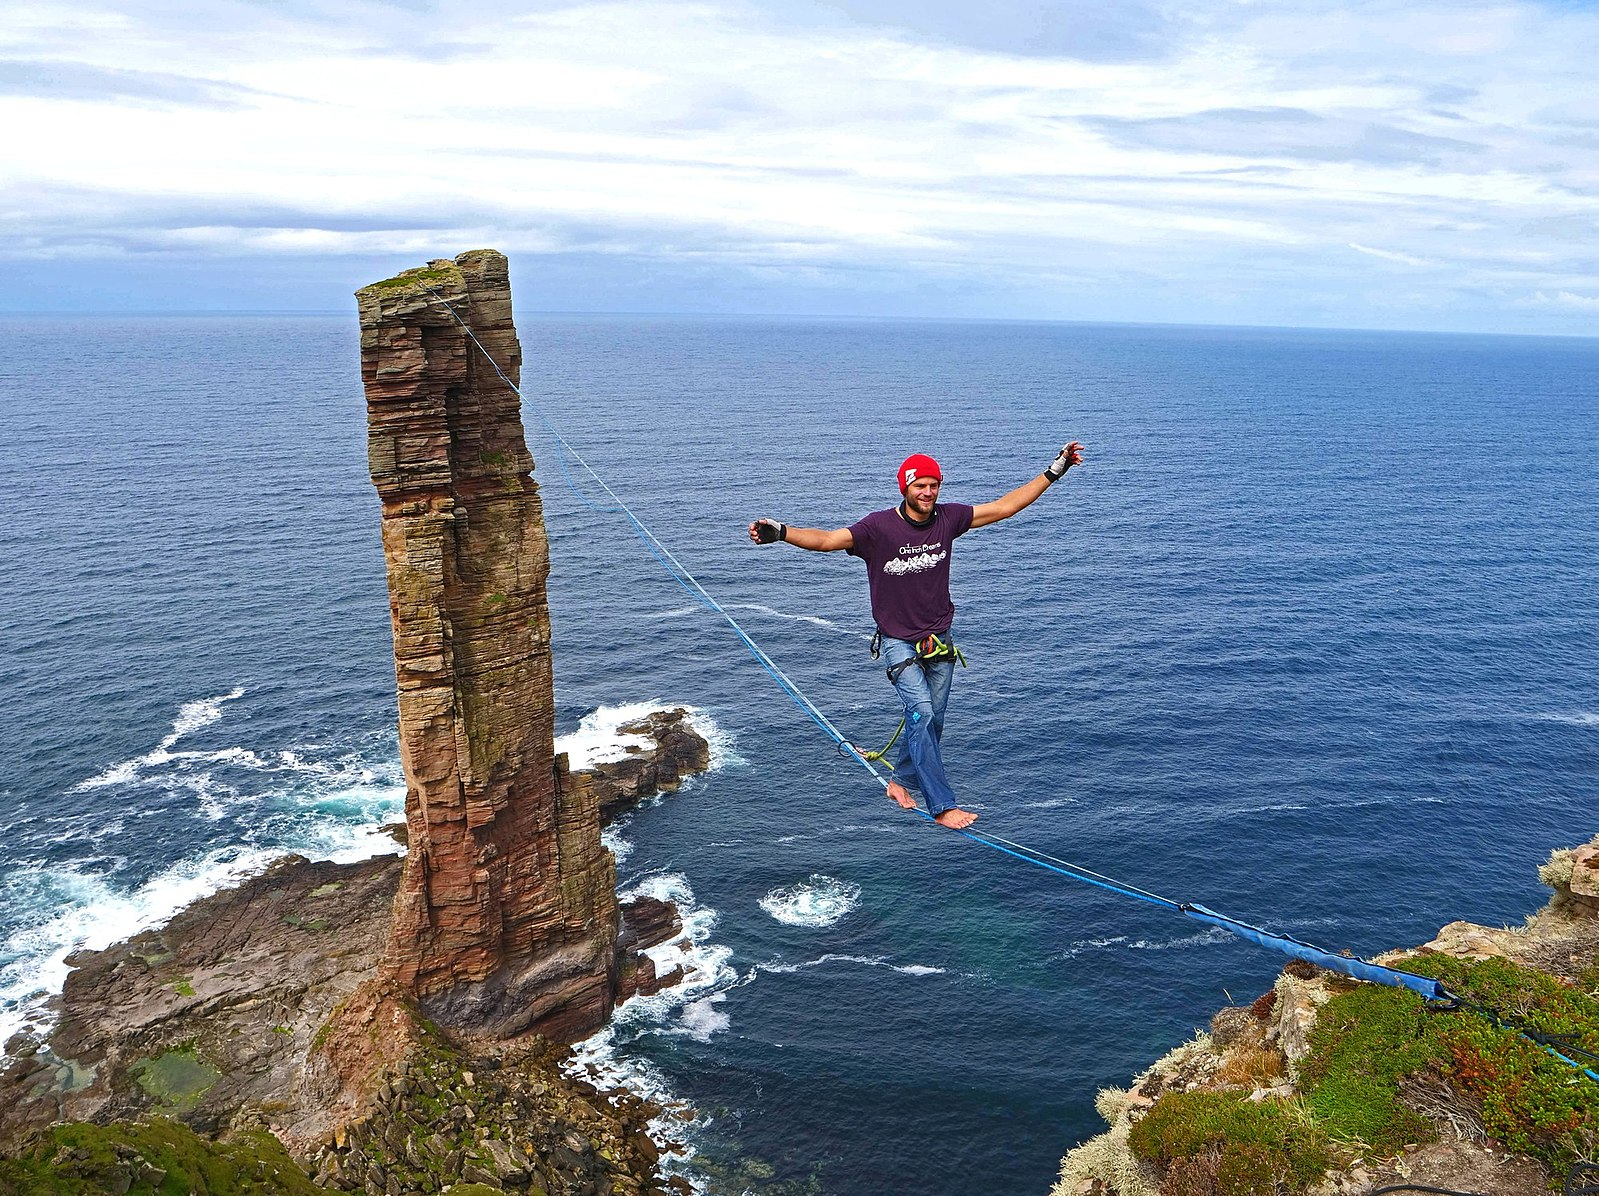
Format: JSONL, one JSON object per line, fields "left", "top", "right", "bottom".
{"left": 1045, "top": 441, "right": 1084, "bottom": 481}
{"left": 749, "top": 518, "right": 786, "bottom": 545}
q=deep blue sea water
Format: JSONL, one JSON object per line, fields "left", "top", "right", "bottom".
{"left": 1, "top": 313, "right": 1595, "bottom": 1194}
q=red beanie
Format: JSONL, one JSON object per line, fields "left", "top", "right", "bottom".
{"left": 898, "top": 453, "right": 942, "bottom": 493}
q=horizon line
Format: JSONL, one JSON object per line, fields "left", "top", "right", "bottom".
{"left": 1, "top": 307, "right": 1595, "bottom": 342}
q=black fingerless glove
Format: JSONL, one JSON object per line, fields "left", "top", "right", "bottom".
{"left": 754, "top": 519, "right": 787, "bottom": 544}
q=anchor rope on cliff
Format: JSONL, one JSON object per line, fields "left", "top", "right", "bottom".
{"left": 417, "top": 285, "right": 1599, "bottom": 1087}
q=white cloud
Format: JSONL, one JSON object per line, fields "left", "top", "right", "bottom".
{"left": 1521, "top": 290, "right": 1599, "bottom": 310}
{"left": 1, "top": 0, "right": 1597, "bottom": 328}
{"left": 1348, "top": 242, "right": 1431, "bottom": 266}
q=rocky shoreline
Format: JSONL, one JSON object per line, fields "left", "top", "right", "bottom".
{"left": 0, "top": 712, "right": 712, "bottom": 1195}
{"left": 2, "top": 251, "right": 726, "bottom": 1196}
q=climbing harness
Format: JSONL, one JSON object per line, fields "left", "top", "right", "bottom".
{"left": 871, "top": 629, "right": 967, "bottom": 682}
{"left": 843, "top": 632, "right": 969, "bottom": 762}
{"left": 417, "top": 286, "right": 1599, "bottom": 1092}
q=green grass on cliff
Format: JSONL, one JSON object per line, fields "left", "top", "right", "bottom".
{"left": 1130, "top": 954, "right": 1599, "bottom": 1191}
{"left": 362, "top": 266, "right": 454, "bottom": 293}
{"left": 0, "top": 1119, "right": 322, "bottom": 1195}
{"left": 1128, "top": 1090, "right": 1330, "bottom": 1195}
{"left": 1300, "top": 955, "right": 1599, "bottom": 1173}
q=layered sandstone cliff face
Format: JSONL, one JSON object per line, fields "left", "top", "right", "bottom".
{"left": 357, "top": 250, "right": 643, "bottom": 1041}
{"left": 0, "top": 251, "right": 700, "bottom": 1182}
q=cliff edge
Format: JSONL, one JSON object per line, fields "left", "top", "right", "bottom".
{"left": 1054, "top": 835, "right": 1599, "bottom": 1196}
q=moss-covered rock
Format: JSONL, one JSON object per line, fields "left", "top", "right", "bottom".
{"left": 1127, "top": 1089, "right": 1330, "bottom": 1192}
{"left": 129, "top": 1047, "right": 221, "bottom": 1114}
{"left": 0, "top": 1118, "right": 321, "bottom": 1195}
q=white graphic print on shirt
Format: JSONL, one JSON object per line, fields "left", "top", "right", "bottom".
{"left": 883, "top": 544, "right": 948, "bottom": 576}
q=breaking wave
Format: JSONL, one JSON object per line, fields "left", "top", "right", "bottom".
{"left": 0, "top": 846, "right": 282, "bottom": 1050}
{"left": 73, "top": 687, "right": 253, "bottom": 791}
{"left": 758, "top": 874, "right": 861, "bottom": 928}
{"left": 568, "top": 870, "right": 746, "bottom": 1195}
{"left": 1540, "top": 711, "right": 1599, "bottom": 727}
{"left": 1, "top": 690, "right": 406, "bottom": 1058}
{"left": 1054, "top": 926, "right": 1233, "bottom": 960}
{"left": 556, "top": 702, "right": 737, "bottom": 771}
{"left": 758, "top": 953, "right": 946, "bottom": 978}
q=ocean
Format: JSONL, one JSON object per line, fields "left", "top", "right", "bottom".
{"left": 1, "top": 312, "right": 1595, "bottom": 1195}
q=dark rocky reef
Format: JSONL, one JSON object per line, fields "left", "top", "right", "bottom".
{"left": 584, "top": 709, "right": 714, "bottom": 827}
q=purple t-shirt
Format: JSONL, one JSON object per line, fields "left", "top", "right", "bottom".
{"left": 847, "top": 502, "right": 975, "bottom": 641}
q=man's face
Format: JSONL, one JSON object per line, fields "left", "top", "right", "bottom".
{"left": 903, "top": 475, "right": 941, "bottom": 516}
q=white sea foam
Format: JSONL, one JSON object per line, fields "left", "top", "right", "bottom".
{"left": 601, "top": 821, "right": 634, "bottom": 866}
{"left": 556, "top": 702, "right": 738, "bottom": 772}
{"left": 74, "top": 687, "right": 248, "bottom": 790}
{"left": 1056, "top": 927, "right": 1231, "bottom": 959}
{"left": 1054, "top": 935, "right": 1128, "bottom": 960}
{"left": 758, "top": 953, "right": 946, "bottom": 977}
{"left": 758, "top": 875, "right": 861, "bottom": 928}
{"left": 1540, "top": 711, "right": 1599, "bottom": 727}
{"left": 556, "top": 702, "right": 656, "bottom": 770}
{"left": 1127, "top": 928, "right": 1233, "bottom": 951}
{"left": 252, "top": 756, "right": 407, "bottom": 862}
{"left": 568, "top": 870, "right": 745, "bottom": 1194}
{"left": 646, "top": 601, "right": 868, "bottom": 640}
{"left": 3, "top": 719, "right": 407, "bottom": 1057}
{"left": 0, "top": 846, "right": 282, "bottom": 1052}
{"left": 566, "top": 1028, "right": 711, "bottom": 1194}
{"left": 614, "top": 872, "right": 744, "bottom": 1037}
{"left": 678, "top": 996, "right": 731, "bottom": 1041}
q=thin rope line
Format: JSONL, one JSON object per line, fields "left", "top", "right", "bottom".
{"left": 416, "top": 284, "right": 1185, "bottom": 912}
{"left": 418, "top": 285, "right": 890, "bottom": 776}
{"left": 966, "top": 827, "right": 1179, "bottom": 906}
{"left": 406, "top": 286, "right": 1599, "bottom": 1086}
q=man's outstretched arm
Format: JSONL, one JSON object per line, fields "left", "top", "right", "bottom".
{"left": 970, "top": 442, "right": 1083, "bottom": 529}
{"left": 747, "top": 520, "right": 854, "bottom": 552}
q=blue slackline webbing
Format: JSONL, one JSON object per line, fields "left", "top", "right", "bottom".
{"left": 1180, "top": 904, "right": 1448, "bottom": 1000}
{"left": 415, "top": 287, "right": 1598, "bottom": 1086}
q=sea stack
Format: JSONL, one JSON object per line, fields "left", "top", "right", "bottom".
{"left": 357, "top": 249, "right": 636, "bottom": 1040}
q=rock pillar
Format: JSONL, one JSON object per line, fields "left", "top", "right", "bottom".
{"left": 356, "top": 250, "right": 622, "bottom": 1040}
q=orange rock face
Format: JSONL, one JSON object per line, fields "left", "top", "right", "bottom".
{"left": 357, "top": 250, "right": 634, "bottom": 1040}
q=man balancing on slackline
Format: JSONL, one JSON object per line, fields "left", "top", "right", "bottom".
{"left": 748, "top": 443, "right": 1084, "bottom": 829}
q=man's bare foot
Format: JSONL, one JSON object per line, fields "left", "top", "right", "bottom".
{"left": 885, "top": 781, "right": 918, "bottom": 810}
{"left": 934, "top": 807, "right": 979, "bottom": 829}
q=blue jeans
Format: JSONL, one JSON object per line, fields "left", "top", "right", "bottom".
{"left": 879, "top": 633, "right": 958, "bottom": 816}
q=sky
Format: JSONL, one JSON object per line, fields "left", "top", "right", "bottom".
{"left": 3, "top": 0, "right": 1598, "bottom": 332}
